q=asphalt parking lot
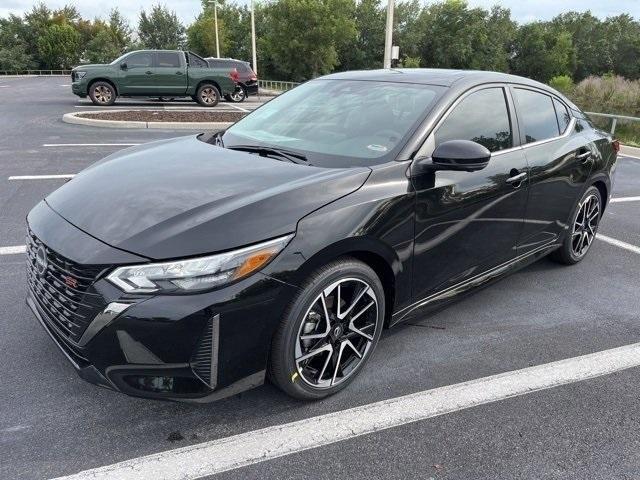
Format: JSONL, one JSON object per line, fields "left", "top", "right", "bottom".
{"left": 1, "top": 76, "right": 640, "bottom": 480}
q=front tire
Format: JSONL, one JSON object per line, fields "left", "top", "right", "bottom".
{"left": 551, "top": 185, "right": 602, "bottom": 265}
{"left": 195, "top": 83, "right": 220, "bottom": 107}
{"left": 269, "top": 258, "right": 385, "bottom": 400}
{"left": 89, "top": 81, "right": 116, "bottom": 106}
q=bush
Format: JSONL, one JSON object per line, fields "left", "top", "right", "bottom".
{"left": 549, "top": 75, "right": 573, "bottom": 94}
{"left": 562, "top": 75, "right": 640, "bottom": 146}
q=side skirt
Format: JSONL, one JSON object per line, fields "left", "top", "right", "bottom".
{"left": 390, "top": 241, "right": 561, "bottom": 327}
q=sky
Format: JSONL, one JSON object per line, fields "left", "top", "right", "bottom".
{"left": 1, "top": 0, "right": 638, "bottom": 27}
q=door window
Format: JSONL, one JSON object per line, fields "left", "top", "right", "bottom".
{"left": 553, "top": 99, "right": 571, "bottom": 134}
{"left": 126, "top": 52, "right": 153, "bottom": 68}
{"left": 435, "top": 88, "right": 512, "bottom": 152}
{"left": 156, "top": 52, "right": 181, "bottom": 68}
{"left": 514, "top": 88, "right": 560, "bottom": 143}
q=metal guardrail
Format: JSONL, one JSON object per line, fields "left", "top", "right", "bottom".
{"left": 586, "top": 112, "right": 640, "bottom": 135}
{"left": 258, "top": 80, "right": 300, "bottom": 92}
{"left": 0, "top": 70, "right": 72, "bottom": 76}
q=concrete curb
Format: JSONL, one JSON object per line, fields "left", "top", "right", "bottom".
{"left": 62, "top": 110, "right": 234, "bottom": 130}
{"left": 620, "top": 145, "right": 640, "bottom": 158}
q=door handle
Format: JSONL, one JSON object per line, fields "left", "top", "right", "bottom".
{"left": 145, "top": 70, "right": 153, "bottom": 75}
{"left": 576, "top": 149, "right": 591, "bottom": 162}
{"left": 176, "top": 71, "right": 183, "bottom": 75}
{"left": 506, "top": 171, "right": 527, "bottom": 185}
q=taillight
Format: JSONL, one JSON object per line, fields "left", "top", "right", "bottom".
{"left": 612, "top": 139, "right": 620, "bottom": 152}
{"left": 229, "top": 68, "right": 239, "bottom": 83}
{"left": 249, "top": 73, "right": 257, "bottom": 81}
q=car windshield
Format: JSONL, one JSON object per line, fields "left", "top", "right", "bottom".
{"left": 222, "top": 79, "right": 445, "bottom": 167}
{"left": 110, "top": 52, "right": 131, "bottom": 65}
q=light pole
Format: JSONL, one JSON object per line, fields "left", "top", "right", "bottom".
{"left": 250, "top": 0, "right": 257, "bottom": 74}
{"left": 207, "top": 0, "right": 221, "bottom": 58}
{"left": 383, "top": 0, "right": 394, "bottom": 68}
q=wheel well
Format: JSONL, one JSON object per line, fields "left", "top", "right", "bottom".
{"left": 592, "top": 180, "right": 608, "bottom": 213}
{"left": 347, "top": 251, "right": 396, "bottom": 327}
{"left": 88, "top": 78, "right": 117, "bottom": 95}
{"left": 196, "top": 80, "right": 221, "bottom": 96}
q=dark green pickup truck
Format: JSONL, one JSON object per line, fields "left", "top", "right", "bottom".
{"left": 71, "top": 50, "right": 237, "bottom": 107}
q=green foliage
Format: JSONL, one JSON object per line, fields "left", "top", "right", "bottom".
{"left": 549, "top": 75, "right": 574, "bottom": 94}
{"left": 1, "top": 0, "right": 640, "bottom": 82}
{"left": 260, "top": 0, "right": 357, "bottom": 81}
{"left": 138, "top": 4, "right": 185, "bottom": 50}
{"left": 37, "top": 23, "right": 80, "bottom": 68}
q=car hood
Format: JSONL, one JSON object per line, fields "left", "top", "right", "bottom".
{"left": 73, "top": 64, "right": 111, "bottom": 70}
{"left": 45, "top": 135, "right": 371, "bottom": 260}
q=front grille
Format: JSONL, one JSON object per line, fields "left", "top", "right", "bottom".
{"left": 26, "top": 230, "right": 108, "bottom": 343}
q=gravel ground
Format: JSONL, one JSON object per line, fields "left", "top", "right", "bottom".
{"left": 77, "top": 110, "right": 246, "bottom": 122}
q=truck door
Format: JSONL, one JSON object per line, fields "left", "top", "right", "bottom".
{"left": 153, "top": 51, "right": 188, "bottom": 95}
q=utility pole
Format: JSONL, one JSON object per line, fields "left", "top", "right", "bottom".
{"left": 250, "top": 0, "right": 257, "bottom": 74}
{"left": 207, "top": 0, "right": 221, "bottom": 58}
{"left": 383, "top": 0, "right": 394, "bottom": 69}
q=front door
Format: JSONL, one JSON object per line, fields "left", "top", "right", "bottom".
{"left": 411, "top": 86, "right": 529, "bottom": 303}
{"left": 119, "top": 51, "right": 155, "bottom": 95}
{"left": 510, "top": 87, "right": 594, "bottom": 254}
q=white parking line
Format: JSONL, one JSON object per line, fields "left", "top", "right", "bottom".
{"left": 8, "top": 174, "right": 75, "bottom": 180}
{"left": 0, "top": 246, "right": 26, "bottom": 255}
{"left": 596, "top": 234, "right": 640, "bottom": 255}
{"left": 51, "top": 342, "right": 640, "bottom": 480}
{"left": 227, "top": 103, "right": 250, "bottom": 113}
{"left": 610, "top": 196, "right": 640, "bottom": 203}
{"left": 59, "top": 84, "right": 71, "bottom": 87}
{"left": 621, "top": 154, "right": 640, "bottom": 161}
{"left": 42, "top": 143, "right": 139, "bottom": 147}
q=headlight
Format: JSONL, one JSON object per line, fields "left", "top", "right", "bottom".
{"left": 75, "top": 71, "right": 87, "bottom": 79}
{"left": 107, "top": 234, "right": 293, "bottom": 294}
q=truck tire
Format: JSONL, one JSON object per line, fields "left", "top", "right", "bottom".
{"left": 89, "top": 81, "right": 116, "bottom": 106}
{"left": 195, "top": 84, "right": 220, "bottom": 107}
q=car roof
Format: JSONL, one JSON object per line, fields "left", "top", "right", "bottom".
{"left": 320, "top": 68, "right": 577, "bottom": 109}
{"left": 205, "top": 57, "right": 248, "bottom": 64}
{"left": 322, "top": 68, "right": 545, "bottom": 89}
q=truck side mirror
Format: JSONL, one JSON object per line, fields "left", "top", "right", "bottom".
{"left": 120, "top": 62, "right": 128, "bottom": 70}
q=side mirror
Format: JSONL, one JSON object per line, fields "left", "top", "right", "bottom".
{"left": 120, "top": 62, "right": 128, "bottom": 70}
{"left": 430, "top": 140, "right": 491, "bottom": 171}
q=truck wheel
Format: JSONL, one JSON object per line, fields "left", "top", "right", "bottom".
{"left": 196, "top": 84, "right": 219, "bottom": 107}
{"left": 89, "top": 81, "right": 116, "bottom": 106}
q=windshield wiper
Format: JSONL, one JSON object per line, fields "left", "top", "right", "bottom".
{"left": 227, "top": 145, "right": 309, "bottom": 165}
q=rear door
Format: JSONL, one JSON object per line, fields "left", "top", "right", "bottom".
{"left": 153, "top": 51, "right": 188, "bottom": 95}
{"left": 410, "top": 85, "right": 530, "bottom": 301}
{"left": 119, "top": 51, "right": 155, "bottom": 94}
{"left": 510, "top": 87, "right": 594, "bottom": 254}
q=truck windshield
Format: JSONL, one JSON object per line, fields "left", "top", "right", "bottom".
{"left": 222, "top": 79, "right": 445, "bottom": 167}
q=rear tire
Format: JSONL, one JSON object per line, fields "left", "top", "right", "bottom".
{"left": 227, "top": 86, "right": 247, "bottom": 103}
{"left": 89, "top": 81, "right": 116, "bottom": 106}
{"left": 195, "top": 83, "right": 220, "bottom": 107}
{"left": 550, "top": 185, "right": 602, "bottom": 265}
{"left": 269, "top": 258, "right": 385, "bottom": 400}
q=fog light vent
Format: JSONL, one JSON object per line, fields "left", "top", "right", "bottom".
{"left": 190, "top": 314, "right": 219, "bottom": 389}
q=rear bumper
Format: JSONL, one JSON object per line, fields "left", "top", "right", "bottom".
{"left": 244, "top": 82, "right": 259, "bottom": 96}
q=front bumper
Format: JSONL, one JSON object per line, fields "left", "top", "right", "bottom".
{"left": 71, "top": 81, "right": 88, "bottom": 97}
{"left": 26, "top": 201, "right": 298, "bottom": 402}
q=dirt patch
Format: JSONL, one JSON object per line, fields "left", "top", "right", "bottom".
{"left": 77, "top": 110, "right": 246, "bottom": 123}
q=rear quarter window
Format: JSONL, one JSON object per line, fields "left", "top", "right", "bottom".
{"left": 513, "top": 88, "right": 560, "bottom": 143}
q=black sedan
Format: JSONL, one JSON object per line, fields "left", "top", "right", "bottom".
{"left": 26, "top": 69, "right": 618, "bottom": 401}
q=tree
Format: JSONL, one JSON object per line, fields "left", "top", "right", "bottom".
{"left": 510, "top": 22, "right": 575, "bottom": 82}
{"left": 37, "top": 23, "right": 80, "bottom": 68}
{"left": 138, "top": 4, "right": 185, "bottom": 50}
{"left": 337, "top": 0, "right": 385, "bottom": 71}
{"left": 261, "top": 0, "right": 357, "bottom": 81}
{"left": 0, "top": 14, "right": 35, "bottom": 70}
{"left": 417, "top": 0, "right": 512, "bottom": 71}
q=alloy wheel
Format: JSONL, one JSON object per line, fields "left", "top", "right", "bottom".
{"left": 94, "top": 85, "right": 112, "bottom": 104}
{"left": 571, "top": 193, "right": 600, "bottom": 258}
{"left": 230, "top": 87, "right": 246, "bottom": 102}
{"left": 295, "top": 278, "right": 379, "bottom": 388}
{"left": 200, "top": 87, "right": 218, "bottom": 104}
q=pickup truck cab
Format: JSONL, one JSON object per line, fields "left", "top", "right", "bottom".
{"left": 71, "top": 50, "right": 237, "bottom": 107}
